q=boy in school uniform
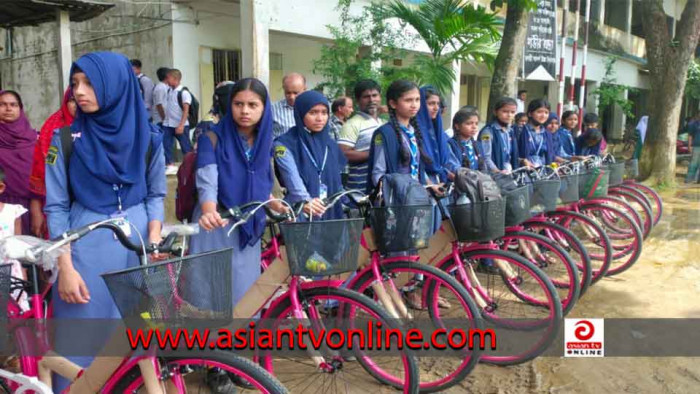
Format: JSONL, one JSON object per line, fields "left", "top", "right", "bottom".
{"left": 162, "top": 69, "right": 193, "bottom": 173}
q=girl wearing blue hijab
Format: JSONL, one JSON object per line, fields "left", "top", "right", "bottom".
{"left": 189, "top": 78, "right": 284, "bottom": 306}
{"left": 275, "top": 90, "right": 347, "bottom": 220}
{"left": 44, "top": 52, "right": 166, "bottom": 391}
{"left": 518, "top": 99, "right": 557, "bottom": 167}
{"left": 416, "top": 86, "right": 460, "bottom": 182}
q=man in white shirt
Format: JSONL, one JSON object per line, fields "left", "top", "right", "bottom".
{"left": 271, "top": 73, "right": 306, "bottom": 138}
{"left": 152, "top": 67, "right": 170, "bottom": 126}
{"left": 163, "top": 68, "right": 193, "bottom": 172}
{"left": 130, "top": 59, "right": 155, "bottom": 119}
{"left": 516, "top": 89, "right": 527, "bottom": 113}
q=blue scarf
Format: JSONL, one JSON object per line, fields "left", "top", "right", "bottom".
{"left": 557, "top": 127, "right": 575, "bottom": 156}
{"left": 367, "top": 123, "right": 427, "bottom": 193}
{"left": 518, "top": 123, "right": 556, "bottom": 165}
{"left": 416, "top": 86, "right": 451, "bottom": 182}
{"left": 68, "top": 52, "right": 154, "bottom": 214}
{"left": 196, "top": 79, "right": 274, "bottom": 248}
{"left": 276, "top": 91, "right": 346, "bottom": 220}
{"left": 478, "top": 122, "right": 520, "bottom": 170}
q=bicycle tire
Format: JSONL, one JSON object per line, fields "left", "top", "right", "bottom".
{"left": 619, "top": 183, "right": 663, "bottom": 226}
{"left": 608, "top": 189, "right": 653, "bottom": 238}
{"left": 610, "top": 185, "right": 653, "bottom": 216}
{"left": 499, "top": 231, "right": 580, "bottom": 316}
{"left": 580, "top": 203, "right": 644, "bottom": 276}
{"left": 522, "top": 219, "right": 593, "bottom": 296}
{"left": 112, "top": 352, "right": 288, "bottom": 394}
{"left": 347, "top": 260, "right": 483, "bottom": 393}
{"left": 436, "top": 248, "right": 562, "bottom": 366}
{"left": 260, "top": 286, "right": 420, "bottom": 394}
{"left": 582, "top": 196, "right": 644, "bottom": 240}
{"left": 547, "top": 210, "right": 613, "bottom": 284}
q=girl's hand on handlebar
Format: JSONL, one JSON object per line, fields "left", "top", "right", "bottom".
{"left": 522, "top": 159, "right": 535, "bottom": 168}
{"left": 268, "top": 199, "right": 290, "bottom": 214}
{"left": 427, "top": 184, "right": 446, "bottom": 198}
{"left": 199, "top": 211, "right": 228, "bottom": 231}
{"left": 303, "top": 198, "right": 327, "bottom": 217}
{"left": 58, "top": 267, "right": 90, "bottom": 304}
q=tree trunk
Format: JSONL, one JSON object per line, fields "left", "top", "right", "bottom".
{"left": 487, "top": 0, "right": 530, "bottom": 115}
{"left": 640, "top": 0, "right": 700, "bottom": 186}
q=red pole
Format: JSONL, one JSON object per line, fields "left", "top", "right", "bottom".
{"left": 567, "top": 0, "right": 581, "bottom": 110}
{"left": 557, "top": 0, "right": 569, "bottom": 119}
{"left": 577, "top": 0, "right": 591, "bottom": 131}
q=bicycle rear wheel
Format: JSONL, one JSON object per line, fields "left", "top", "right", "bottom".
{"left": 348, "top": 260, "right": 483, "bottom": 393}
{"left": 113, "top": 352, "right": 288, "bottom": 394}
{"left": 436, "top": 248, "right": 562, "bottom": 366}
{"left": 608, "top": 189, "right": 653, "bottom": 238}
{"left": 260, "top": 286, "right": 420, "bottom": 394}
{"left": 619, "top": 182, "right": 663, "bottom": 226}
{"left": 499, "top": 231, "right": 580, "bottom": 316}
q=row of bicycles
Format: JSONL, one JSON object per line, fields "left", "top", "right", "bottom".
{"left": 0, "top": 154, "right": 662, "bottom": 393}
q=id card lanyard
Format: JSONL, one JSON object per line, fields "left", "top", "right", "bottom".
{"left": 300, "top": 142, "right": 329, "bottom": 195}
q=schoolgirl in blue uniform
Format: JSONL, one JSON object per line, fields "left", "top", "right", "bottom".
{"left": 44, "top": 52, "right": 166, "bottom": 391}
{"left": 447, "top": 108, "right": 482, "bottom": 170}
{"left": 274, "top": 90, "right": 347, "bottom": 220}
{"left": 575, "top": 128, "right": 606, "bottom": 156}
{"left": 557, "top": 110, "right": 578, "bottom": 160}
{"left": 478, "top": 97, "right": 520, "bottom": 174}
{"left": 189, "top": 78, "right": 285, "bottom": 308}
{"left": 416, "top": 86, "right": 460, "bottom": 182}
{"left": 518, "top": 99, "right": 559, "bottom": 167}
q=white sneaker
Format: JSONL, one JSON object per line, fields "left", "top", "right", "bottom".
{"left": 165, "top": 165, "right": 179, "bottom": 176}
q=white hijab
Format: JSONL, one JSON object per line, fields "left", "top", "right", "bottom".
{"left": 636, "top": 116, "right": 648, "bottom": 143}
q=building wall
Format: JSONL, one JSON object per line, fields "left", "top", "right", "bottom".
{"left": 0, "top": 2, "right": 173, "bottom": 127}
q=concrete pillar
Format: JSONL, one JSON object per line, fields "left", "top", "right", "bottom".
{"left": 625, "top": 0, "right": 633, "bottom": 51}
{"left": 608, "top": 89, "right": 627, "bottom": 140}
{"left": 240, "top": 0, "right": 270, "bottom": 86}
{"left": 586, "top": 80, "right": 599, "bottom": 113}
{"left": 56, "top": 10, "right": 72, "bottom": 101}
{"left": 598, "top": 0, "right": 605, "bottom": 25}
{"left": 446, "top": 60, "right": 462, "bottom": 123}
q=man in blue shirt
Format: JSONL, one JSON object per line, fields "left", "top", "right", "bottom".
{"left": 685, "top": 113, "right": 700, "bottom": 183}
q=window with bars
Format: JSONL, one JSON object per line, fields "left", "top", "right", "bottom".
{"left": 213, "top": 49, "right": 241, "bottom": 85}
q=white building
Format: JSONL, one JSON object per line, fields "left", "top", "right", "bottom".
{"left": 0, "top": 0, "right": 695, "bottom": 139}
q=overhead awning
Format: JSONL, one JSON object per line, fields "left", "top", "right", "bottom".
{"left": 0, "top": 0, "right": 114, "bottom": 28}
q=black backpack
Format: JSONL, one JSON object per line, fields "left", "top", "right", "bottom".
{"left": 177, "top": 87, "right": 200, "bottom": 127}
{"left": 454, "top": 168, "right": 501, "bottom": 203}
{"left": 60, "top": 127, "right": 153, "bottom": 203}
{"left": 377, "top": 173, "right": 430, "bottom": 206}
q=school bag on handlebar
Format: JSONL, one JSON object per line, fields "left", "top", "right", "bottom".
{"left": 448, "top": 168, "right": 505, "bottom": 242}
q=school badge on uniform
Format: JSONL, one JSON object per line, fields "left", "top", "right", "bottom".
{"left": 46, "top": 146, "right": 58, "bottom": 166}
{"left": 274, "top": 145, "right": 286, "bottom": 159}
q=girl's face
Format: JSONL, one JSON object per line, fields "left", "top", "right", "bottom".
{"left": 529, "top": 107, "right": 550, "bottom": 126}
{"left": 563, "top": 114, "right": 578, "bottom": 130}
{"left": 494, "top": 104, "right": 517, "bottom": 125}
{"left": 0, "top": 93, "right": 21, "bottom": 123}
{"left": 71, "top": 72, "right": 99, "bottom": 113}
{"left": 455, "top": 116, "right": 479, "bottom": 140}
{"left": 586, "top": 138, "right": 600, "bottom": 147}
{"left": 67, "top": 96, "right": 77, "bottom": 118}
{"left": 303, "top": 103, "right": 329, "bottom": 133}
{"left": 426, "top": 94, "right": 441, "bottom": 120}
{"left": 517, "top": 116, "right": 528, "bottom": 127}
{"left": 546, "top": 119, "right": 559, "bottom": 133}
{"left": 231, "top": 90, "right": 264, "bottom": 131}
{"left": 389, "top": 88, "right": 421, "bottom": 121}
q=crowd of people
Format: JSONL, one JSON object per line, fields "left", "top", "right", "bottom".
{"left": 0, "top": 50, "right": 620, "bottom": 390}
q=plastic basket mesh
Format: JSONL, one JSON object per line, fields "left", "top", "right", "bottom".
{"left": 280, "top": 218, "right": 364, "bottom": 276}
{"left": 530, "top": 179, "right": 561, "bottom": 213}
{"left": 579, "top": 168, "right": 610, "bottom": 199}
{"left": 558, "top": 174, "right": 580, "bottom": 204}
{"left": 448, "top": 199, "right": 506, "bottom": 242}
{"left": 625, "top": 159, "right": 639, "bottom": 180}
{"left": 0, "top": 264, "right": 11, "bottom": 323}
{"left": 101, "top": 249, "right": 234, "bottom": 324}
{"left": 503, "top": 186, "right": 531, "bottom": 226}
{"left": 369, "top": 205, "right": 433, "bottom": 254}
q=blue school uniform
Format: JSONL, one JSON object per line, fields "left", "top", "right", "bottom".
{"left": 416, "top": 86, "right": 460, "bottom": 183}
{"left": 478, "top": 122, "right": 520, "bottom": 172}
{"left": 556, "top": 127, "right": 576, "bottom": 159}
{"left": 575, "top": 130, "right": 604, "bottom": 156}
{"left": 518, "top": 124, "right": 556, "bottom": 167}
{"left": 274, "top": 91, "right": 346, "bottom": 220}
{"left": 367, "top": 122, "right": 424, "bottom": 190}
{"left": 44, "top": 52, "right": 166, "bottom": 391}
{"left": 189, "top": 79, "right": 275, "bottom": 308}
{"left": 447, "top": 137, "right": 480, "bottom": 170}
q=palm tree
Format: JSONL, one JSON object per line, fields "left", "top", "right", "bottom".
{"left": 381, "top": 0, "right": 502, "bottom": 95}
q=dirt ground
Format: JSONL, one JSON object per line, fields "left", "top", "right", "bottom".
{"left": 165, "top": 164, "right": 700, "bottom": 393}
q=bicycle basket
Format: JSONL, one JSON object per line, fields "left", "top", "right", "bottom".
{"left": 579, "top": 168, "right": 610, "bottom": 199}
{"left": 448, "top": 199, "right": 506, "bottom": 242}
{"left": 625, "top": 159, "right": 639, "bottom": 180}
{"left": 279, "top": 218, "right": 364, "bottom": 276}
{"left": 607, "top": 162, "right": 626, "bottom": 186}
{"left": 101, "top": 249, "right": 234, "bottom": 324}
{"left": 0, "top": 264, "right": 11, "bottom": 322}
{"left": 503, "top": 186, "right": 531, "bottom": 226}
{"left": 369, "top": 205, "right": 433, "bottom": 254}
{"left": 558, "top": 174, "right": 580, "bottom": 204}
{"left": 530, "top": 179, "right": 561, "bottom": 213}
